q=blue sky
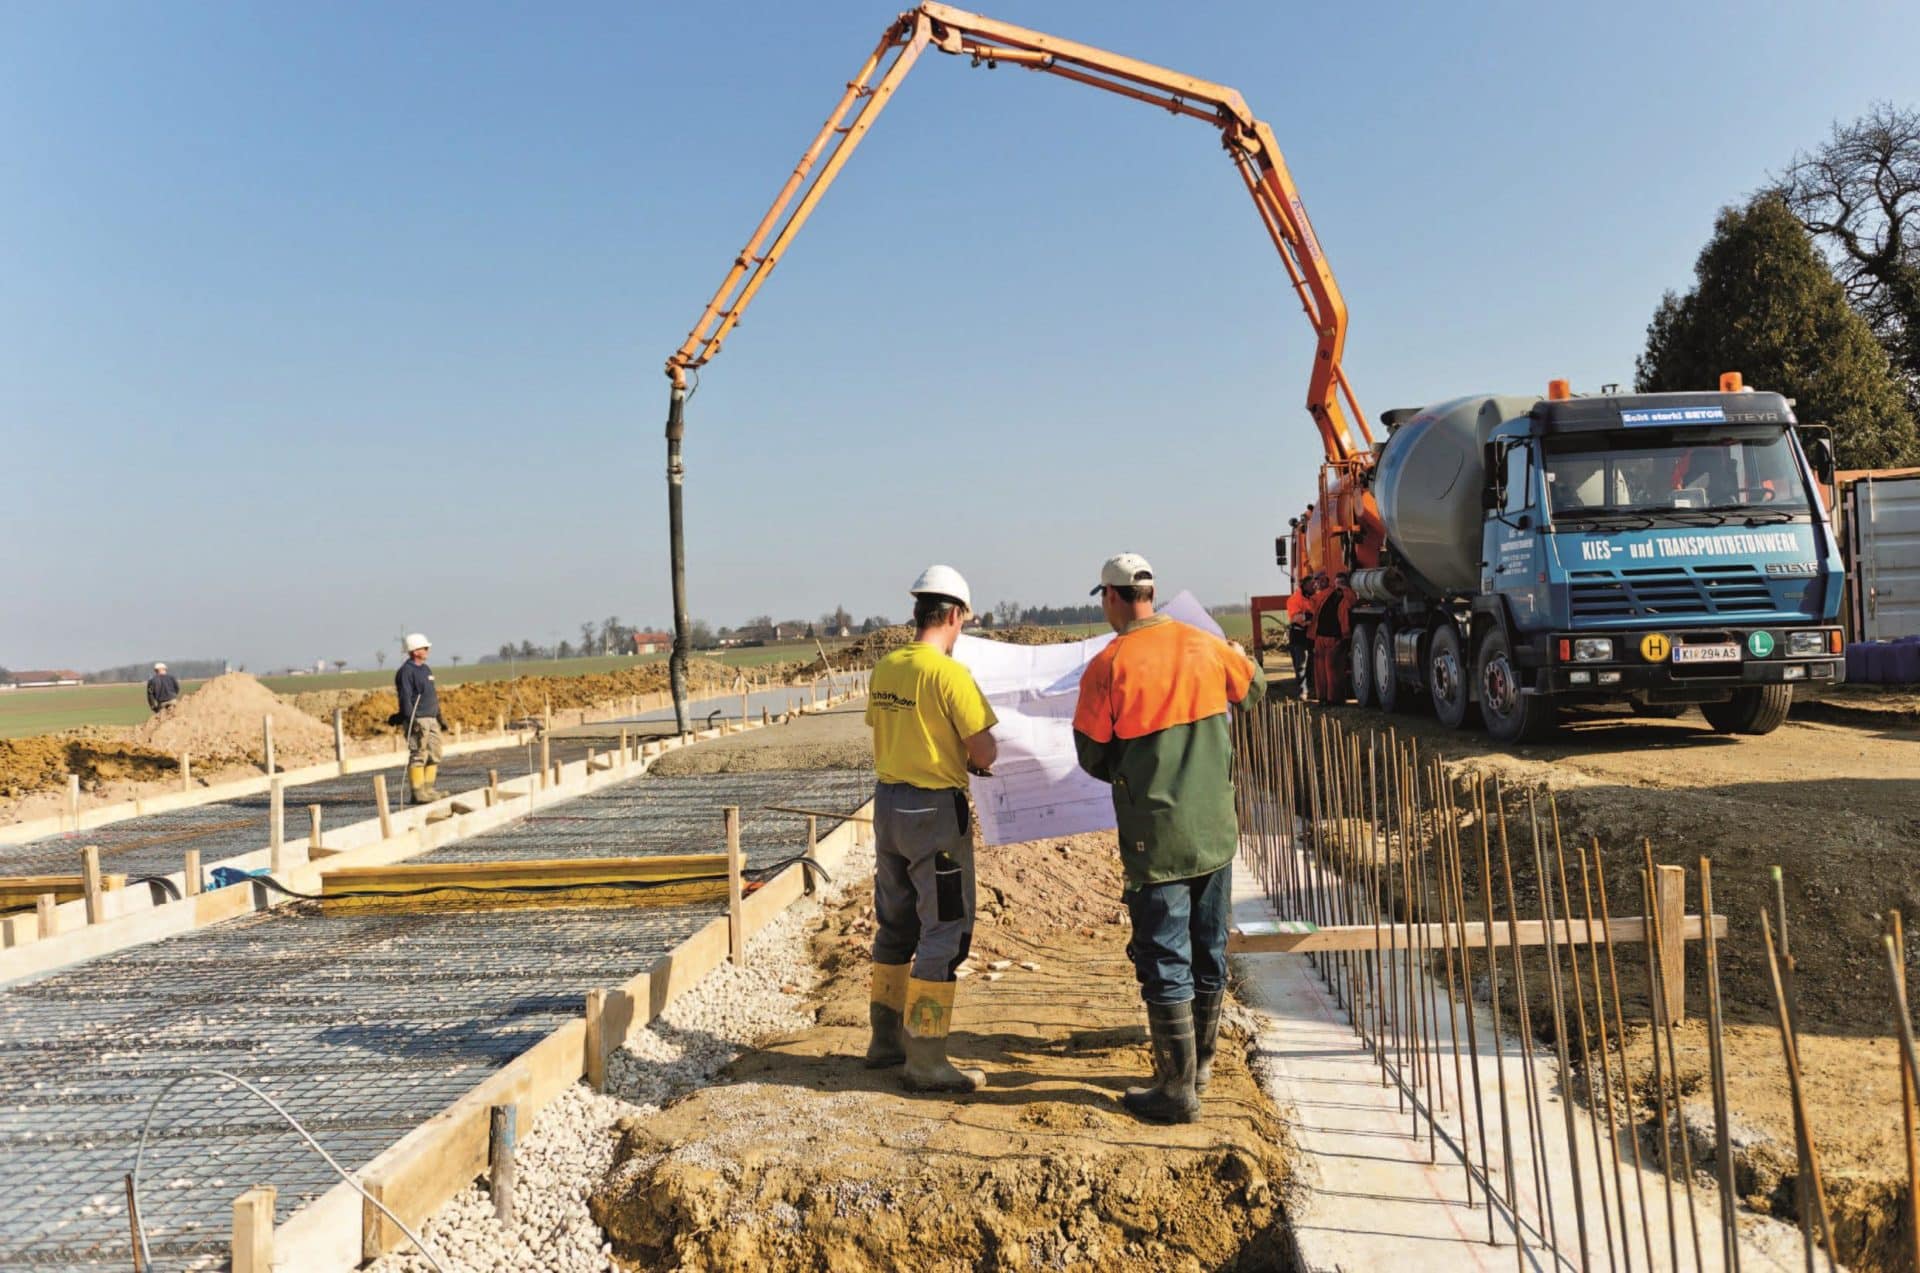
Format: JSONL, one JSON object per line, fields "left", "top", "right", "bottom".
{"left": 6, "top": 1, "right": 1916, "bottom": 670}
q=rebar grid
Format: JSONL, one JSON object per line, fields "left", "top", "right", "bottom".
{"left": 0, "top": 766, "right": 865, "bottom": 1268}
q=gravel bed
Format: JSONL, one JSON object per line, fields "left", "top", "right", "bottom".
{"left": 372, "top": 840, "right": 875, "bottom": 1272}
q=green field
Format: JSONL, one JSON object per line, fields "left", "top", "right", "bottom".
{"left": 0, "top": 642, "right": 837, "bottom": 740}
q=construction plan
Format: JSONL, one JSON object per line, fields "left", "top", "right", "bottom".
{"left": 953, "top": 593, "right": 1222, "bottom": 847}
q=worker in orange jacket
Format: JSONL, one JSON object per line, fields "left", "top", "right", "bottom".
{"left": 1073, "top": 553, "right": 1265, "bottom": 1122}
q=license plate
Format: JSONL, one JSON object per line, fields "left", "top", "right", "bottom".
{"left": 1672, "top": 643, "right": 1740, "bottom": 664}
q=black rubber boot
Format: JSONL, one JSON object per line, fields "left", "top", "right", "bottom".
{"left": 1192, "top": 988, "right": 1226, "bottom": 1094}
{"left": 1122, "top": 1000, "right": 1200, "bottom": 1124}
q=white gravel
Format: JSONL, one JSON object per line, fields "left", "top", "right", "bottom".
{"left": 373, "top": 840, "right": 873, "bottom": 1272}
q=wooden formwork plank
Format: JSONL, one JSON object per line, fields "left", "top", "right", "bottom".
{"left": 1228, "top": 913, "right": 1726, "bottom": 954}
{"left": 0, "top": 874, "right": 127, "bottom": 913}
{"left": 318, "top": 855, "right": 730, "bottom": 915}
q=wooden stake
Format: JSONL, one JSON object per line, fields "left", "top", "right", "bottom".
{"left": 184, "top": 849, "right": 201, "bottom": 897}
{"left": 1654, "top": 863, "right": 1686, "bottom": 1023}
{"left": 231, "top": 1185, "right": 274, "bottom": 1273}
{"left": 540, "top": 734, "right": 551, "bottom": 789}
{"left": 308, "top": 805, "right": 324, "bottom": 857}
{"left": 618, "top": 729, "right": 629, "bottom": 767}
{"left": 125, "top": 1171, "right": 144, "bottom": 1272}
{"left": 726, "top": 807, "right": 744, "bottom": 966}
{"left": 805, "top": 815, "right": 819, "bottom": 896}
{"left": 333, "top": 708, "right": 347, "bottom": 771}
{"left": 585, "top": 989, "right": 608, "bottom": 1091}
{"left": 67, "top": 773, "right": 79, "bottom": 831}
{"left": 36, "top": 893, "right": 57, "bottom": 939}
{"left": 373, "top": 775, "right": 392, "bottom": 839}
{"left": 181, "top": 751, "right": 192, "bottom": 791}
{"left": 489, "top": 1104, "right": 517, "bottom": 1225}
{"left": 262, "top": 715, "right": 275, "bottom": 775}
{"left": 269, "top": 778, "right": 285, "bottom": 871}
{"left": 81, "top": 845, "right": 104, "bottom": 925}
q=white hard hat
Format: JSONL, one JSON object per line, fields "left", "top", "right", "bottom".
{"left": 909, "top": 564, "right": 972, "bottom": 613}
{"left": 153, "top": 662, "right": 166, "bottom": 671}
{"left": 404, "top": 633, "right": 431, "bottom": 652}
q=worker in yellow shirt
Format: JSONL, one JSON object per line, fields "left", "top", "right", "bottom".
{"left": 863, "top": 565, "right": 998, "bottom": 1092}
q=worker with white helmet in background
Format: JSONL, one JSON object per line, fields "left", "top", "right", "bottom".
{"left": 395, "top": 633, "right": 446, "bottom": 802}
{"left": 145, "top": 662, "right": 180, "bottom": 714}
{"left": 862, "top": 565, "right": 998, "bottom": 1093}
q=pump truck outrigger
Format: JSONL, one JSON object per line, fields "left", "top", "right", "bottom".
{"left": 655, "top": 4, "right": 1846, "bottom": 744}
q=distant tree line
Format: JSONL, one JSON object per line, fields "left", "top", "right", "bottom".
{"left": 86, "top": 659, "right": 228, "bottom": 684}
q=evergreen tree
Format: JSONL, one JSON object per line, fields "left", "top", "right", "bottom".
{"left": 1636, "top": 194, "right": 1919, "bottom": 469}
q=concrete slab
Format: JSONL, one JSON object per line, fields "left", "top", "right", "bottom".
{"left": 1230, "top": 851, "right": 1821, "bottom": 1272}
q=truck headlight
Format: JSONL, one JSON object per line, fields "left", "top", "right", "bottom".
{"left": 1788, "top": 632, "right": 1826, "bottom": 657}
{"left": 1573, "top": 638, "right": 1613, "bottom": 663}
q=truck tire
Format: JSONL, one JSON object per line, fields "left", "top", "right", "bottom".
{"left": 1700, "top": 684, "right": 1793, "bottom": 735}
{"left": 1429, "top": 624, "right": 1474, "bottom": 729}
{"left": 1476, "top": 628, "right": 1557, "bottom": 743}
{"left": 1351, "top": 624, "right": 1377, "bottom": 709}
{"left": 1374, "top": 624, "right": 1403, "bottom": 713}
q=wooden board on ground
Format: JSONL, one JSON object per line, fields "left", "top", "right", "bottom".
{"left": 0, "top": 873, "right": 127, "bottom": 913}
{"left": 318, "top": 854, "right": 731, "bottom": 915}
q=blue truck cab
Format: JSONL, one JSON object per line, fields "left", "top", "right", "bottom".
{"left": 1466, "top": 387, "right": 1846, "bottom": 740}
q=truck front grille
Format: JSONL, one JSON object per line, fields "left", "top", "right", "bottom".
{"left": 1569, "top": 565, "right": 1775, "bottom": 619}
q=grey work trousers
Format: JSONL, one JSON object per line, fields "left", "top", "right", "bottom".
{"left": 408, "top": 717, "right": 443, "bottom": 767}
{"left": 870, "top": 780, "right": 976, "bottom": 982}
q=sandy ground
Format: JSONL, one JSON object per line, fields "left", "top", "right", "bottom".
{"left": 1263, "top": 666, "right": 1920, "bottom": 1270}
{"left": 588, "top": 831, "right": 1294, "bottom": 1271}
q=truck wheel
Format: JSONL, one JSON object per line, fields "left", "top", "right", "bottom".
{"left": 1429, "top": 624, "right": 1474, "bottom": 729}
{"left": 1477, "top": 628, "right": 1557, "bottom": 743}
{"left": 1374, "top": 625, "right": 1402, "bottom": 713}
{"left": 1351, "top": 624, "right": 1377, "bottom": 709}
{"left": 1699, "top": 685, "right": 1793, "bottom": 735}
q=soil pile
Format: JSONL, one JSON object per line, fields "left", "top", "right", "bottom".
{"left": 588, "top": 830, "right": 1292, "bottom": 1271}
{"left": 801, "top": 623, "right": 1087, "bottom": 676}
{"left": 130, "top": 672, "right": 334, "bottom": 764}
{"left": 340, "top": 659, "right": 743, "bottom": 738}
{"left": 280, "top": 688, "right": 372, "bottom": 721}
{"left": 0, "top": 736, "right": 180, "bottom": 799}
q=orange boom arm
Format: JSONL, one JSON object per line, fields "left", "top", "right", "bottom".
{"left": 658, "top": 3, "right": 1367, "bottom": 727}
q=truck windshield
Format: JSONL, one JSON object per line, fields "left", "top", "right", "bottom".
{"left": 1541, "top": 427, "right": 1810, "bottom": 518}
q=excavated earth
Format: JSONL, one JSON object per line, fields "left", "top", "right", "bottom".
{"left": 588, "top": 833, "right": 1294, "bottom": 1271}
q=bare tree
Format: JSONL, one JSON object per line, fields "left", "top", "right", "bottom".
{"left": 994, "top": 599, "right": 1021, "bottom": 626}
{"left": 450, "top": 653, "right": 463, "bottom": 666}
{"left": 375, "top": 649, "right": 387, "bottom": 669}
{"left": 1778, "top": 102, "right": 1920, "bottom": 400}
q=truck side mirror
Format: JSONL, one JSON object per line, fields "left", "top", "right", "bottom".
{"left": 1481, "top": 485, "right": 1498, "bottom": 511}
{"left": 1274, "top": 536, "right": 1288, "bottom": 566}
{"left": 1809, "top": 437, "right": 1835, "bottom": 486}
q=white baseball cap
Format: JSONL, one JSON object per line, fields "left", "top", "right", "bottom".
{"left": 908, "top": 564, "right": 972, "bottom": 613}
{"left": 1090, "top": 552, "right": 1155, "bottom": 595}
{"left": 404, "top": 633, "right": 431, "bottom": 652}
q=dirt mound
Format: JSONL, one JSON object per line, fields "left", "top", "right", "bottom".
{"left": 340, "top": 659, "right": 743, "bottom": 739}
{"left": 129, "top": 672, "right": 334, "bottom": 764}
{"left": 0, "top": 736, "right": 181, "bottom": 799}
{"left": 801, "top": 624, "right": 1087, "bottom": 676}
{"left": 588, "top": 830, "right": 1292, "bottom": 1271}
{"left": 280, "top": 688, "right": 372, "bottom": 721}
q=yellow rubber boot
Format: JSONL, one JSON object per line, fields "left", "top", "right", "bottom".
{"left": 421, "top": 763, "right": 444, "bottom": 800}
{"left": 865, "top": 963, "right": 909, "bottom": 1068}
{"left": 902, "top": 977, "right": 983, "bottom": 1093}
{"left": 407, "top": 764, "right": 429, "bottom": 802}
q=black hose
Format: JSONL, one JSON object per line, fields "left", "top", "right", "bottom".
{"left": 130, "top": 876, "right": 183, "bottom": 903}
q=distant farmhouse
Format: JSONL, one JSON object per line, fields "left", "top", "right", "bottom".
{"left": 4, "top": 670, "right": 84, "bottom": 690}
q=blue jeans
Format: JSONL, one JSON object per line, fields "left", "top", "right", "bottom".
{"left": 1124, "top": 863, "right": 1232, "bottom": 1005}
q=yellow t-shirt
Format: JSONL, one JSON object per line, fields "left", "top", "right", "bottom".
{"left": 866, "top": 642, "right": 997, "bottom": 790}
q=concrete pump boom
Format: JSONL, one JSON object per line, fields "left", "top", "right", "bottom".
{"left": 659, "top": 3, "right": 1365, "bottom": 729}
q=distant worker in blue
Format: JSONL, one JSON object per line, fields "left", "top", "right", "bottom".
{"left": 145, "top": 662, "right": 180, "bottom": 714}
{"left": 394, "top": 633, "right": 446, "bottom": 803}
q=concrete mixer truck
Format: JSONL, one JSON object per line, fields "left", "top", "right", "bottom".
{"left": 1279, "top": 375, "right": 1848, "bottom": 742}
